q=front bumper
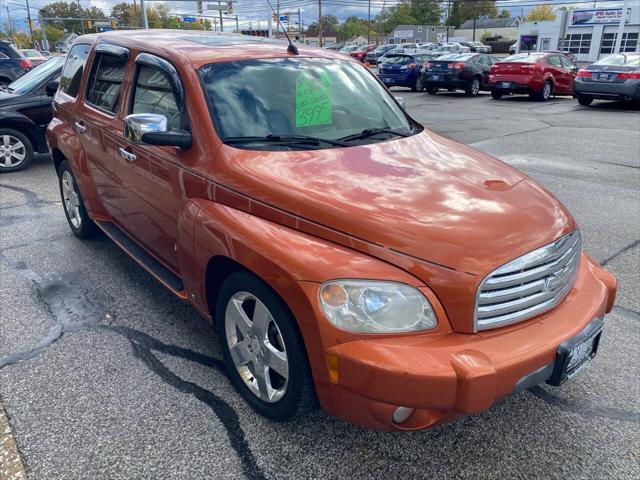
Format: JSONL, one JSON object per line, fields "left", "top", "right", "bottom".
{"left": 574, "top": 78, "right": 640, "bottom": 101}
{"left": 297, "top": 254, "right": 616, "bottom": 431}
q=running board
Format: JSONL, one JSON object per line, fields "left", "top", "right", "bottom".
{"left": 95, "top": 220, "right": 186, "bottom": 296}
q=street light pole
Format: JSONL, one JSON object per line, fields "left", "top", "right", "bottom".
{"left": 318, "top": 0, "right": 323, "bottom": 47}
{"left": 613, "top": 0, "right": 629, "bottom": 53}
{"left": 367, "top": 0, "right": 371, "bottom": 44}
{"left": 140, "top": 0, "right": 149, "bottom": 29}
{"left": 76, "top": 0, "right": 85, "bottom": 34}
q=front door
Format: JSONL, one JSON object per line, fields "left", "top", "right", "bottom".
{"left": 114, "top": 55, "right": 192, "bottom": 271}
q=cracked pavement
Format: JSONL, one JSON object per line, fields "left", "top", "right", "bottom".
{"left": 1, "top": 92, "right": 639, "bottom": 479}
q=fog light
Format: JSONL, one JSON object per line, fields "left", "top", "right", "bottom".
{"left": 392, "top": 406, "right": 415, "bottom": 424}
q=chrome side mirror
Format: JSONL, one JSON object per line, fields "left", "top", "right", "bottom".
{"left": 395, "top": 96, "right": 406, "bottom": 109}
{"left": 124, "top": 113, "right": 168, "bottom": 144}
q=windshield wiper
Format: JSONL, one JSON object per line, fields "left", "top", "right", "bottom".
{"left": 224, "top": 134, "right": 349, "bottom": 148}
{"left": 338, "top": 127, "right": 411, "bottom": 143}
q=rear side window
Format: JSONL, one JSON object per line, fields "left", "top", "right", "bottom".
{"left": 548, "top": 56, "right": 562, "bottom": 67}
{"left": 130, "top": 65, "right": 184, "bottom": 131}
{"left": 60, "top": 44, "right": 90, "bottom": 97}
{"left": 560, "top": 57, "right": 574, "bottom": 69}
{"left": 0, "top": 43, "right": 23, "bottom": 58}
{"left": 86, "top": 54, "right": 127, "bottom": 114}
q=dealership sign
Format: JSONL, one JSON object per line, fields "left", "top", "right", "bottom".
{"left": 394, "top": 30, "right": 414, "bottom": 39}
{"left": 570, "top": 8, "right": 631, "bottom": 26}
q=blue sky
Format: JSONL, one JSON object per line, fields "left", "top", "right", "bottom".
{"left": 1, "top": 1, "right": 629, "bottom": 35}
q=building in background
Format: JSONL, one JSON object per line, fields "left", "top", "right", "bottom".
{"left": 455, "top": 17, "right": 521, "bottom": 42}
{"left": 303, "top": 30, "right": 338, "bottom": 47}
{"left": 386, "top": 25, "right": 451, "bottom": 44}
{"left": 516, "top": 6, "right": 639, "bottom": 62}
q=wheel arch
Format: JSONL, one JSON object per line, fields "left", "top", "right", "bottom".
{"left": 0, "top": 116, "right": 38, "bottom": 150}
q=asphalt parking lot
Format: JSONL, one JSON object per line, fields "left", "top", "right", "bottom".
{"left": 1, "top": 91, "right": 639, "bottom": 480}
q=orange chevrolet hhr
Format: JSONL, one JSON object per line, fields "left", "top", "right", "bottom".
{"left": 47, "top": 31, "right": 617, "bottom": 431}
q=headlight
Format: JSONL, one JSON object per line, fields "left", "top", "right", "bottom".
{"left": 318, "top": 280, "right": 437, "bottom": 333}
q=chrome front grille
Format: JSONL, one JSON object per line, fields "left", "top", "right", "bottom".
{"left": 475, "top": 231, "right": 581, "bottom": 331}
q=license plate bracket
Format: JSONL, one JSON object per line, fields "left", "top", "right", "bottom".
{"left": 547, "top": 318, "right": 603, "bottom": 386}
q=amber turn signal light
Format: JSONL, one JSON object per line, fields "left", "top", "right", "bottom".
{"left": 326, "top": 354, "right": 340, "bottom": 384}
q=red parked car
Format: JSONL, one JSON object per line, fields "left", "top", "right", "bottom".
{"left": 488, "top": 52, "right": 578, "bottom": 101}
{"left": 350, "top": 44, "right": 376, "bottom": 63}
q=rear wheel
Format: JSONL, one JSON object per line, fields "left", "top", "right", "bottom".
{"left": 534, "top": 81, "right": 553, "bottom": 101}
{"left": 413, "top": 75, "right": 424, "bottom": 92}
{"left": 426, "top": 87, "right": 439, "bottom": 95}
{"left": 577, "top": 94, "right": 594, "bottom": 106}
{"left": 57, "top": 160, "right": 100, "bottom": 239}
{"left": 491, "top": 88, "right": 503, "bottom": 99}
{"left": 216, "top": 271, "right": 316, "bottom": 422}
{"left": 0, "top": 129, "right": 33, "bottom": 173}
{"left": 465, "top": 77, "right": 481, "bottom": 97}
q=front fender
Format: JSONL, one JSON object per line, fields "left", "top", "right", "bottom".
{"left": 0, "top": 109, "right": 40, "bottom": 148}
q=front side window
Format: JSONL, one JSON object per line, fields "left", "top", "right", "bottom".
{"left": 560, "top": 56, "right": 574, "bottom": 69}
{"left": 199, "top": 58, "right": 415, "bottom": 150}
{"left": 60, "top": 43, "right": 90, "bottom": 97}
{"left": 548, "top": 56, "right": 562, "bottom": 67}
{"left": 86, "top": 53, "right": 127, "bottom": 114}
{"left": 130, "top": 64, "right": 184, "bottom": 131}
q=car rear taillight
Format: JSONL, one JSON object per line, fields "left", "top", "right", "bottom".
{"left": 449, "top": 62, "right": 465, "bottom": 70}
{"left": 19, "top": 59, "right": 32, "bottom": 69}
{"left": 577, "top": 69, "right": 592, "bottom": 77}
{"left": 618, "top": 71, "right": 640, "bottom": 79}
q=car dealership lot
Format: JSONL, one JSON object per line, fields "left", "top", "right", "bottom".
{"left": 1, "top": 92, "right": 638, "bottom": 479}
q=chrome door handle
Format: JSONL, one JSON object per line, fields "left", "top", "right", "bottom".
{"left": 118, "top": 147, "right": 137, "bottom": 162}
{"left": 74, "top": 122, "right": 86, "bottom": 134}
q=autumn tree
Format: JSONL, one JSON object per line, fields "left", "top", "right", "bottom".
{"left": 525, "top": 4, "right": 556, "bottom": 21}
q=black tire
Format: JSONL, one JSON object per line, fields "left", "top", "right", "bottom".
{"left": 216, "top": 271, "right": 316, "bottom": 422}
{"left": 0, "top": 128, "right": 34, "bottom": 173}
{"left": 426, "top": 87, "right": 439, "bottom": 95}
{"left": 534, "top": 80, "right": 553, "bottom": 101}
{"left": 577, "top": 94, "right": 594, "bottom": 106}
{"left": 465, "top": 77, "right": 481, "bottom": 97}
{"left": 491, "top": 89, "right": 503, "bottom": 99}
{"left": 413, "top": 75, "right": 424, "bottom": 92}
{"left": 57, "top": 160, "right": 100, "bottom": 239}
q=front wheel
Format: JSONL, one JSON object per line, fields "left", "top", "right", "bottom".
{"left": 216, "top": 271, "right": 316, "bottom": 422}
{"left": 426, "top": 87, "right": 439, "bottom": 95}
{"left": 57, "top": 160, "right": 100, "bottom": 239}
{"left": 0, "top": 129, "right": 34, "bottom": 173}
{"left": 491, "top": 89, "right": 503, "bottom": 99}
{"left": 577, "top": 94, "right": 594, "bottom": 106}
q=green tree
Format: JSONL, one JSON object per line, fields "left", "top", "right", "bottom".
{"left": 447, "top": 0, "right": 498, "bottom": 26}
{"left": 337, "top": 16, "right": 368, "bottom": 42}
{"left": 378, "top": 3, "right": 417, "bottom": 35}
{"left": 41, "top": 2, "right": 105, "bottom": 33}
{"left": 111, "top": 2, "right": 137, "bottom": 27}
{"left": 498, "top": 9, "right": 511, "bottom": 18}
{"left": 307, "top": 15, "right": 339, "bottom": 34}
{"left": 410, "top": 0, "right": 441, "bottom": 26}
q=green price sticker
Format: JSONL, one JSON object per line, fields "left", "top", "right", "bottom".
{"left": 295, "top": 71, "right": 332, "bottom": 128}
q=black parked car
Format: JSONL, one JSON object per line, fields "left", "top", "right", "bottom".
{"left": 420, "top": 53, "right": 499, "bottom": 96}
{"left": 574, "top": 53, "right": 640, "bottom": 106}
{"left": 0, "top": 40, "right": 33, "bottom": 86}
{"left": 0, "top": 56, "right": 64, "bottom": 172}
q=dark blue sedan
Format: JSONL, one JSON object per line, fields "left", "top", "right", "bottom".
{"left": 377, "top": 53, "right": 435, "bottom": 91}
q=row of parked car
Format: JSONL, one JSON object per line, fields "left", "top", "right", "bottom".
{"left": 0, "top": 40, "right": 55, "bottom": 86}
{"left": 376, "top": 50, "right": 640, "bottom": 105}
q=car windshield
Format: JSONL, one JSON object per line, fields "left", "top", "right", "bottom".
{"left": 442, "top": 53, "right": 475, "bottom": 61}
{"left": 502, "top": 53, "right": 546, "bottom": 63}
{"left": 7, "top": 56, "right": 64, "bottom": 94}
{"left": 594, "top": 54, "right": 640, "bottom": 67}
{"left": 199, "top": 58, "right": 415, "bottom": 150}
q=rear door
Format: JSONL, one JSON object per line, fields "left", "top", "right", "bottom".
{"left": 76, "top": 44, "right": 129, "bottom": 216}
{"left": 475, "top": 55, "right": 493, "bottom": 84}
{"left": 547, "top": 55, "right": 569, "bottom": 92}
{"left": 560, "top": 56, "right": 577, "bottom": 93}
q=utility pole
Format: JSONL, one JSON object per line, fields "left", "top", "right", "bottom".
{"left": 318, "top": 0, "right": 323, "bottom": 47}
{"left": 140, "top": 0, "right": 148, "bottom": 29}
{"left": 133, "top": 0, "right": 138, "bottom": 27}
{"left": 446, "top": 0, "right": 451, "bottom": 41}
{"left": 367, "top": 0, "right": 371, "bottom": 44}
{"left": 76, "top": 0, "right": 85, "bottom": 34}
{"left": 613, "top": 0, "right": 629, "bottom": 53}
{"left": 40, "top": 11, "right": 49, "bottom": 50}
{"left": 276, "top": 0, "right": 280, "bottom": 38}
{"left": 472, "top": 1, "right": 477, "bottom": 41}
{"left": 25, "top": 0, "right": 34, "bottom": 45}
{"left": 5, "top": 3, "right": 14, "bottom": 40}
{"left": 267, "top": 5, "right": 273, "bottom": 38}
{"left": 236, "top": 14, "right": 239, "bottom": 32}
{"left": 298, "top": 8, "right": 301, "bottom": 40}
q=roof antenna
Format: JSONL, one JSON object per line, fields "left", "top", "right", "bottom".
{"left": 265, "top": 0, "right": 299, "bottom": 55}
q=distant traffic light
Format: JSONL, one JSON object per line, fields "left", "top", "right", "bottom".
{"left": 226, "top": 1, "right": 233, "bottom": 14}
{"left": 284, "top": 12, "right": 289, "bottom": 22}
{"left": 272, "top": 12, "right": 277, "bottom": 22}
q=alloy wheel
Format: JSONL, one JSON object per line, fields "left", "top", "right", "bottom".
{"left": 0, "top": 135, "right": 26, "bottom": 168}
{"left": 61, "top": 170, "right": 82, "bottom": 229}
{"left": 543, "top": 82, "right": 552, "bottom": 100}
{"left": 225, "top": 292, "right": 289, "bottom": 403}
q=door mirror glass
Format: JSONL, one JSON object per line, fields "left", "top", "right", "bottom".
{"left": 124, "top": 113, "right": 191, "bottom": 149}
{"left": 45, "top": 80, "right": 59, "bottom": 96}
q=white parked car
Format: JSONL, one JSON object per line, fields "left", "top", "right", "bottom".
{"left": 432, "top": 43, "right": 471, "bottom": 57}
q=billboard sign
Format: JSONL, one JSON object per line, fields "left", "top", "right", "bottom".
{"left": 570, "top": 8, "right": 630, "bottom": 26}
{"left": 394, "top": 30, "right": 413, "bottom": 39}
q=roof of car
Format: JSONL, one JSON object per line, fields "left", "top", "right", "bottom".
{"left": 75, "top": 30, "right": 342, "bottom": 67}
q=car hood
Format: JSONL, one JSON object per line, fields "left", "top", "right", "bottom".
{"left": 215, "top": 130, "right": 575, "bottom": 276}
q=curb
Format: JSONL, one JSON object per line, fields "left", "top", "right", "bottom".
{"left": 0, "top": 401, "right": 27, "bottom": 480}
